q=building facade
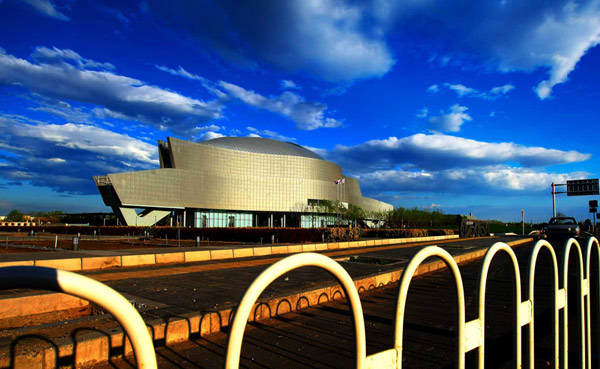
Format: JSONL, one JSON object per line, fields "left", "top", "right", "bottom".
{"left": 94, "top": 137, "right": 393, "bottom": 227}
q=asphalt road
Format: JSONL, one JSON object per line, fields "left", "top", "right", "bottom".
{"left": 87, "top": 236, "right": 599, "bottom": 369}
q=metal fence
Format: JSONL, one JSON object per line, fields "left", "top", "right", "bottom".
{"left": 226, "top": 237, "right": 599, "bottom": 369}
{"left": 0, "top": 237, "right": 598, "bottom": 368}
{"left": 0, "top": 266, "right": 157, "bottom": 369}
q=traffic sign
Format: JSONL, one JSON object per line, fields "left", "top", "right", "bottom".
{"left": 590, "top": 200, "right": 598, "bottom": 208}
{"left": 590, "top": 207, "right": 598, "bottom": 213}
{"left": 567, "top": 179, "right": 599, "bottom": 196}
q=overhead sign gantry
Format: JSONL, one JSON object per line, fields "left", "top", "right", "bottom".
{"left": 552, "top": 178, "right": 599, "bottom": 217}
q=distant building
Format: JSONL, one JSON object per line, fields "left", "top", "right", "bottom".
{"left": 94, "top": 137, "right": 392, "bottom": 227}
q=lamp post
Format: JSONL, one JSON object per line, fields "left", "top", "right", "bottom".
{"left": 521, "top": 209, "right": 524, "bottom": 235}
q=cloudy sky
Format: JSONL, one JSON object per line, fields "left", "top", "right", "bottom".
{"left": 0, "top": 0, "right": 599, "bottom": 222}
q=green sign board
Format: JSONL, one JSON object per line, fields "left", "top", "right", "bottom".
{"left": 567, "top": 179, "right": 599, "bottom": 196}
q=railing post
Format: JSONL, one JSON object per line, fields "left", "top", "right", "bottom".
{"left": 394, "top": 246, "right": 466, "bottom": 368}
{"left": 224, "top": 252, "right": 367, "bottom": 369}
{"left": 528, "top": 239, "right": 560, "bottom": 369}
{"left": 561, "top": 238, "right": 585, "bottom": 369}
{"left": 475, "top": 242, "right": 524, "bottom": 368}
{"left": 585, "top": 237, "right": 599, "bottom": 369}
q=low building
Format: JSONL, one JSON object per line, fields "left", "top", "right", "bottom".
{"left": 94, "top": 137, "right": 392, "bottom": 227}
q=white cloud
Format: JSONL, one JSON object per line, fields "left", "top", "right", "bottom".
{"left": 246, "top": 126, "right": 296, "bottom": 142}
{"left": 28, "top": 97, "right": 91, "bottom": 123}
{"left": 196, "top": 131, "right": 224, "bottom": 141}
{"left": 154, "top": 64, "right": 340, "bottom": 131}
{"left": 445, "top": 83, "right": 476, "bottom": 97}
{"left": 155, "top": 64, "right": 206, "bottom": 82}
{"left": 31, "top": 46, "right": 114, "bottom": 70}
{"left": 150, "top": 0, "right": 395, "bottom": 82}
{"left": 358, "top": 166, "right": 590, "bottom": 194}
{"left": 428, "top": 104, "right": 472, "bottom": 132}
{"left": 330, "top": 133, "right": 591, "bottom": 173}
{"left": 426, "top": 84, "right": 439, "bottom": 93}
{"left": 18, "top": 0, "right": 70, "bottom": 21}
{"left": 192, "top": 124, "right": 225, "bottom": 141}
{"left": 0, "top": 47, "right": 224, "bottom": 135}
{"left": 435, "top": 83, "right": 515, "bottom": 99}
{"left": 218, "top": 81, "right": 342, "bottom": 130}
{"left": 280, "top": 80, "right": 300, "bottom": 90}
{"left": 151, "top": 0, "right": 599, "bottom": 95}
{"left": 389, "top": 0, "right": 600, "bottom": 98}
{"left": 0, "top": 114, "right": 159, "bottom": 194}
{"left": 489, "top": 84, "right": 515, "bottom": 96}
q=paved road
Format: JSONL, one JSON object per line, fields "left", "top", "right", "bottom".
{"left": 78, "top": 236, "right": 599, "bottom": 369}
{"left": 5, "top": 236, "right": 596, "bottom": 368}
{"left": 87, "top": 236, "right": 600, "bottom": 369}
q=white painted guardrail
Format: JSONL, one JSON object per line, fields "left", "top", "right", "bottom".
{"left": 0, "top": 266, "right": 157, "bottom": 369}
{"left": 226, "top": 237, "right": 600, "bottom": 368}
{"left": 0, "top": 237, "right": 598, "bottom": 368}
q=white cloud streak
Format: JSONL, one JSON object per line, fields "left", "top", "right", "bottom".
{"left": 428, "top": 104, "right": 472, "bottom": 132}
{"left": 330, "top": 133, "right": 591, "bottom": 173}
{"left": 218, "top": 81, "right": 342, "bottom": 130}
{"left": 0, "top": 47, "right": 224, "bottom": 135}
{"left": 0, "top": 114, "right": 158, "bottom": 194}
{"left": 358, "top": 166, "right": 590, "bottom": 194}
{"left": 150, "top": 0, "right": 599, "bottom": 96}
{"left": 150, "top": 0, "right": 395, "bottom": 82}
{"left": 246, "top": 126, "right": 296, "bottom": 142}
{"left": 429, "top": 82, "right": 515, "bottom": 99}
{"left": 18, "top": 0, "right": 70, "bottom": 21}
{"left": 389, "top": 0, "right": 600, "bottom": 99}
{"left": 155, "top": 64, "right": 206, "bottom": 82}
{"left": 280, "top": 80, "right": 300, "bottom": 90}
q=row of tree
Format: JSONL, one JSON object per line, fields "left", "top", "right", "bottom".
{"left": 2, "top": 209, "right": 65, "bottom": 223}
{"left": 383, "top": 207, "right": 461, "bottom": 228}
{"left": 292, "top": 201, "right": 460, "bottom": 229}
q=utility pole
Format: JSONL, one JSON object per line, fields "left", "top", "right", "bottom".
{"left": 551, "top": 182, "right": 567, "bottom": 217}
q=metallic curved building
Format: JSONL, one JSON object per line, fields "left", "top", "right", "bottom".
{"left": 94, "top": 137, "right": 392, "bottom": 227}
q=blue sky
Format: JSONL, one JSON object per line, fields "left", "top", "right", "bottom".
{"left": 0, "top": 0, "right": 599, "bottom": 222}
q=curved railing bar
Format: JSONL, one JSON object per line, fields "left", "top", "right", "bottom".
{"left": 224, "top": 252, "right": 367, "bottom": 369}
{"left": 0, "top": 266, "right": 157, "bottom": 369}
{"left": 394, "top": 246, "right": 465, "bottom": 368}
{"left": 476, "top": 242, "right": 523, "bottom": 368}
{"left": 527, "top": 239, "right": 560, "bottom": 369}
{"left": 584, "top": 237, "right": 599, "bottom": 369}
{"left": 561, "top": 238, "right": 585, "bottom": 369}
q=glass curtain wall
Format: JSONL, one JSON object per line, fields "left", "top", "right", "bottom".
{"left": 194, "top": 210, "right": 253, "bottom": 228}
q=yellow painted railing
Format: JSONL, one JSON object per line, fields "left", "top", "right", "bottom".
{"left": 0, "top": 237, "right": 598, "bottom": 368}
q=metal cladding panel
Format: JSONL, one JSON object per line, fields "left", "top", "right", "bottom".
{"left": 168, "top": 137, "right": 339, "bottom": 180}
{"left": 198, "top": 136, "right": 324, "bottom": 160}
{"left": 102, "top": 137, "right": 393, "bottom": 213}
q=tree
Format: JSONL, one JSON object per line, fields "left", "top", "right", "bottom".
{"left": 345, "top": 204, "right": 365, "bottom": 225}
{"left": 5, "top": 209, "right": 25, "bottom": 222}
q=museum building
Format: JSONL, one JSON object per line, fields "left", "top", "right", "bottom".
{"left": 94, "top": 136, "right": 393, "bottom": 227}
